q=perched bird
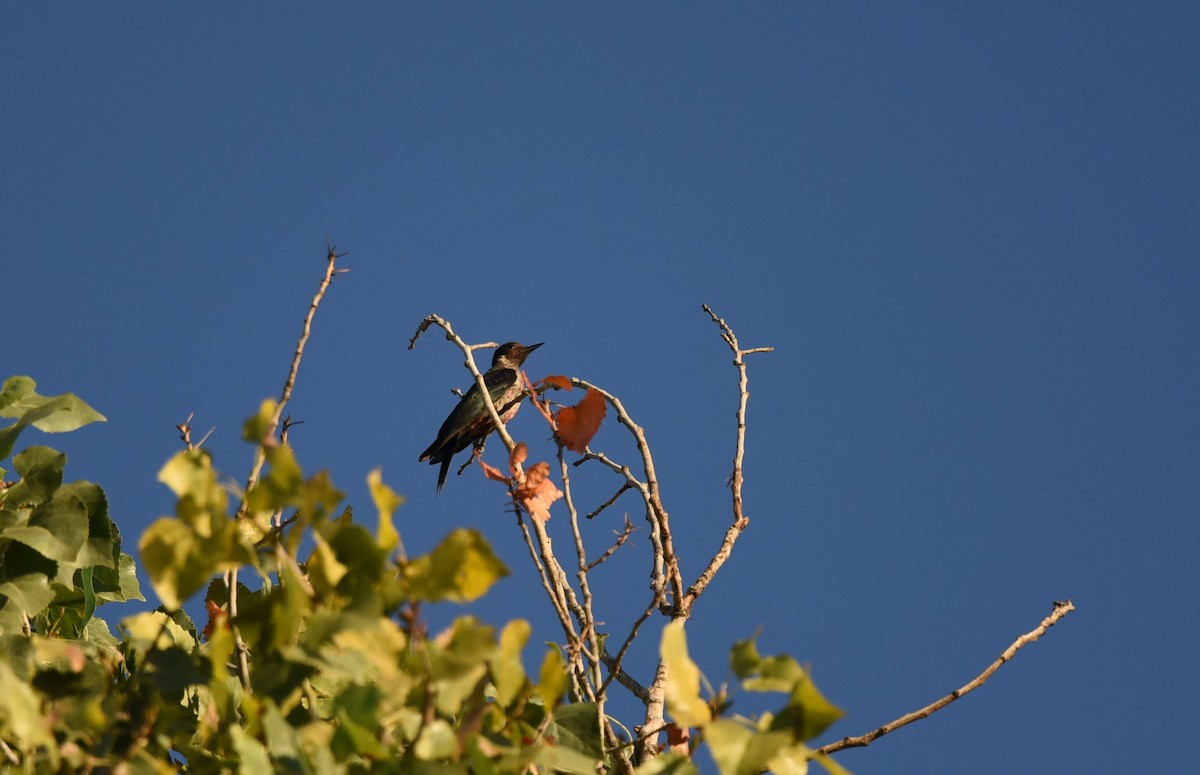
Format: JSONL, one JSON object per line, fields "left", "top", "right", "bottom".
{"left": 419, "top": 341, "right": 543, "bottom": 492}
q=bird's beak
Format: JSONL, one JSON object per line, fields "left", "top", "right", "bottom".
{"left": 525, "top": 342, "right": 544, "bottom": 353}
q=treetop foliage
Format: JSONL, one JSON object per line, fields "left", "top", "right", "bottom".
{"left": 0, "top": 254, "right": 1071, "bottom": 773}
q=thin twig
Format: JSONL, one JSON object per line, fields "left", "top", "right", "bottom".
{"left": 599, "top": 588, "right": 664, "bottom": 699}
{"left": 587, "top": 515, "right": 635, "bottom": 571}
{"left": 176, "top": 413, "right": 194, "bottom": 449}
{"left": 586, "top": 482, "right": 634, "bottom": 521}
{"left": 242, "top": 243, "right": 345, "bottom": 502}
{"left": 814, "top": 600, "right": 1077, "bottom": 757}
{"left": 227, "top": 243, "right": 345, "bottom": 691}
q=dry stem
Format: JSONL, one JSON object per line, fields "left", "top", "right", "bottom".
{"left": 815, "top": 600, "right": 1077, "bottom": 756}
{"left": 226, "top": 242, "right": 346, "bottom": 690}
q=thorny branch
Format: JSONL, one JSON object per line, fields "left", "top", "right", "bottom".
{"left": 814, "top": 600, "right": 1077, "bottom": 757}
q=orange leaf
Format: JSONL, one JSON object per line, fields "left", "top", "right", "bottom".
{"left": 510, "top": 442, "right": 529, "bottom": 472}
{"left": 555, "top": 389, "right": 607, "bottom": 453}
{"left": 516, "top": 461, "right": 563, "bottom": 522}
{"left": 539, "top": 375, "right": 573, "bottom": 391}
{"left": 479, "top": 458, "right": 509, "bottom": 482}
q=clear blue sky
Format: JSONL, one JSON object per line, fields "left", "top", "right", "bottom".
{"left": 4, "top": 4, "right": 1197, "bottom": 772}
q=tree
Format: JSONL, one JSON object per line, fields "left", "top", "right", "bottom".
{"left": 0, "top": 247, "right": 1073, "bottom": 773}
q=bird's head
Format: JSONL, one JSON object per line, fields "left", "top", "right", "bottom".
{"left": 491, "top": 341, "right": 543, "bottom": 369}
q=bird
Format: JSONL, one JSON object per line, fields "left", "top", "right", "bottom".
{"left": 419, "top": 341, "right": 543, "bottom": 492}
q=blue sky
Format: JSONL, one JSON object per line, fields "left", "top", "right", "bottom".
{"left": 4, "top": 3, "right": 1198, "bottom": 772}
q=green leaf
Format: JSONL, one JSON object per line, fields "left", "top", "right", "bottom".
{"left": 120, "top": 610, "right": 197, "bottom": 657}
{"left": 429, "top": 616, "right": 493, "bottom": 716}
{"left": 811, "top": 753, "right": 852, "bottom": 775}
{"left": 0, "top": 658, "right": 55, "bottom": 751}
{"left": 0, "top": 382, "right": 105, "bottom": 460}
{"left": 145, "top": 645, "right": 206, "bottom": 694}
{"left": 157, "top": 449, "right": 228, "bottom": 536}
{"left": 492, "top": 619, "right": 530, "bottom": 707}
{"left": 743, "top": 654, "right": 805, "bottom": 694}
{"left": 661, "top": 620, "right": 712, "bottom": 728}
{"left": 775, "top": 673, "right": 845, "bottom": 742}
{"left": 0, "top": 574, "right": 54, "bottom": 619}
{"left": 5, "top": 488, "right": 89, "bottom": 563}
{"left": 245, "top": 443, "right": 304, "bottom": 514}
{"left": 83, "top": 616, "right": 119, "bottom": 649}
{"left": 93, "top": 552, "right": 144, "bottom": 604}
{"left": 79, "top": 567, "right": 96, "bottom": 630}
{"left": 0, "top": 377, "right": 35, "bottom": 414}
{"left": 730, "top": 637, "right": 763, "bottom": 680}
{"left": 533, "top": 742, "right": 602, "bottom": 774}
{"left": 139, "top": 516, "right": 253, "bottom": 610}
{"left": 1, "top": 446, "right": 66, "bottom": 506}
{"left": 705, "top": 719, "right": 794, "bottom": 775}
{"left": 537, "top": 646, "right": 568, "bottom": 712}
{"left": 261, "top": 700, "right": 302, "bottom": 766}
{"left": 404, "top": 528, "right": 509, "bottom": 603}
{"left": 552, "top": 702, "right": 605, "bottom": 760}
{"left": 307, "top": 530, "right": 348, "bottom": 596}
{"left": 414, "top": 718, "right": 457, "bottom": 760}
{"left": 242, "top": 399, "right": 278, "bottom": 444}
{"left": 60, "top": 481, "right": 117, "bottom": 569}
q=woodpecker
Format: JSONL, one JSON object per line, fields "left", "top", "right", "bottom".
{"left": 419, "top": 342, "right": 543, "bottom": 492}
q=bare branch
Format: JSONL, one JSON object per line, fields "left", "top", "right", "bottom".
{"left": 815, "top": 600, "right": 1077, "bottom": 757}
{"left": 682, "top": 305, "right": 773, "bottom": 613}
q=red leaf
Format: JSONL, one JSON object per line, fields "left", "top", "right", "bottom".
{"left": 555, "top": 389, "right": 607, "bottom": 453}
{"left": 539, "top": 374, "right": 573, "bottom": 391}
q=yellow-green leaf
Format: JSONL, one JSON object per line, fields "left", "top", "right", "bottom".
{"left": 661, "top": 621, "right": 712, "bottom": 728}
{"left": 493, "top": 619, "right": 530, "bottom": 707}
{"left": 243, "top": 399, "right": 278, "bottom": 444}
{"left": 229, "top": 724, "right": 272, "bottom": 775}
{"left": 367, "top": 468, "right": 402, "bottom": 554}
{"left": 537, "top": 647, "right": 568, "bottom": 711}
{"left": 245, "top": 443, "right": 304, "bottom": 514}
{"left": 785, "top": 673, "right": 845, "bottom": 741}
{"left": 404, "top": 528, "right": 509, "bottom": 603}
{"left": 811, "top": 753, "right": 852, "bottom": 775}
{"left": 413, "top": 718, "right": 457, "bottom": 760}
{"left": 308, "top": 531, "right": 348, "bottom": 595}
